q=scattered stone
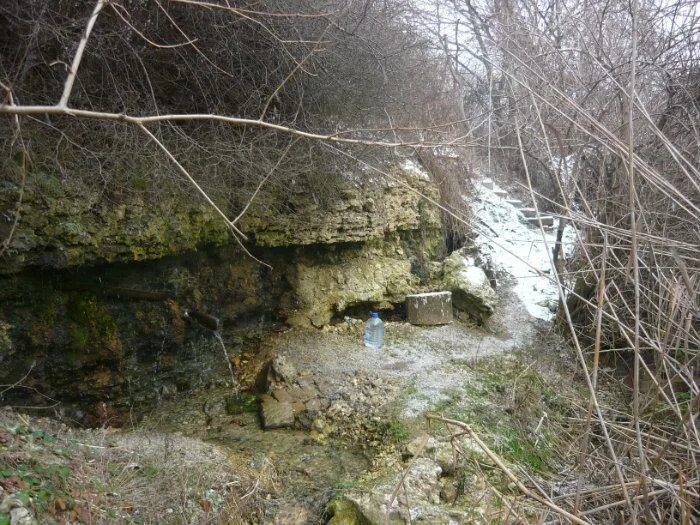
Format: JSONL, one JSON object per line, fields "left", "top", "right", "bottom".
{"left": 434, "top": 442, "right": 458, "bottom": 475}
{"left": 271, "top": 356, "right": 297, "bottom": 383}
{"left": 10, "top": 507, "right": 32, "bottom": 525}
{"left": 312, "top": 417, "right": 328, "bottom": 433}
{"left": 406, "top": 292, "right": 453, "bottom": 326}
{"left": 259, "top": 395, "right": 295, "bottom": 429}
{"left": 274, "top": 506, "right": 310, "bottom": 525}
{"left": 286, "top": 384, "right": 317, "bottom": 403}
{"left": 403, "top": 432, "right": 438, "bottom": 458}
{"left": 341, "top": 458, "right": 447, "bottom": 524}
{"left": 304, "top": 398, "right": 322, "bottom": 415}
{"left": 442, "top": 251, "right": 497, "bottom": 323}
{"left": 439, "top": 479, "right": 458, "bottom": 503}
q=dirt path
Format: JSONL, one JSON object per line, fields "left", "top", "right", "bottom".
{"left": 273, "top": 282, "right": 541, "bottom": 419}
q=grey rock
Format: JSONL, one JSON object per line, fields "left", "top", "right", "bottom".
{"left": 442, "top": 251, "right": 497, "bottom": 323}
{"left": 10, "top": 507, "right": 32, "bottom": 525}
{"left": 524, "top": 215, "right": 555, "bottom": 227}
{"left": 271, "top": 356, "right": 297, "bottom": 383}
{"left": 403, "top": 432, "right": 438, "bottom": 458}
{"left": 260, "top": 395, "right": 295, "bottom": 429}
{"left": 271, "top": 388, "right": 293, "bottom": 404}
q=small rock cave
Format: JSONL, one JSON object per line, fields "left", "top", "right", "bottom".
{"left": 331, "top": 300, "right": 406, "bottom": 324}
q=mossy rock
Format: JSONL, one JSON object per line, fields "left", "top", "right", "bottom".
{"left": 326, "top": 499, "right": 370, "bottom": 525}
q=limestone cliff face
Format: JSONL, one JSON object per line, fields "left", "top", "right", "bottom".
{"left": 0, "top": 159, "right": 445, "bottom": 418}
{"left": 1, "top": 163, "right": 440, "bottom": 274}
{"left": 241, "top": 175, "right": 440, "bottom": 247}
{"left": 0, "top": 172, "right": 231, "bottom": 275}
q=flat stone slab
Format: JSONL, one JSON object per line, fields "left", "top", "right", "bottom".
{"left": 406, "top": 292, "right": 452, "bottom": 326}
{"left": 493, "top": 189, "right": 508, "bottom": 198}
{"left": 524, "top": 216, "right": 555, "bottom": 227}
{"left": 260, "top": 395, "right": 295, "bottom": 429}
{"left": 505, "top": 198, "right": 522, "bottom": 206}
{"left": 519, "top": 207, "right": 537, "bottom": 218}
{"left": 481, "top": 179, "right": 494, "bottom": 190}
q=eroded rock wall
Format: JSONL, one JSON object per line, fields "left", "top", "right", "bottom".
{"left": 0, "top": 160, "right": 446, "bottom": 418}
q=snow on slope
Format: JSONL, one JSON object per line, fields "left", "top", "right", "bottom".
{"left": 469, "top": 179, "right": 576, "bottom": 320}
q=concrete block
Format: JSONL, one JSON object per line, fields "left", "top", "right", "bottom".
{"left": 406, "top": 291, "right": 453, "bottom": 326}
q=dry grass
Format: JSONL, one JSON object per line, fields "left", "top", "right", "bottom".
{"left": 0, "top": 408, "right": 273, "bottom": 524}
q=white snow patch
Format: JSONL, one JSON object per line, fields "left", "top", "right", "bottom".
{"left": 401, "top": 159, "right": 430, "bottom": 180}
{"left": 469, "top": 179, "right": 576, "bottom": 320}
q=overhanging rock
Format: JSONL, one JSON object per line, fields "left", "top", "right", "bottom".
{"left": 406, "top": 292, "right": 452, "bottom": 326}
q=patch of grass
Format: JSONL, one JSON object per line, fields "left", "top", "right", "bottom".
{"left": 384, "top": 419, "right": 410, "bottom": 443}
{"left": 402, "top": 380, "right": 418, "bottom": 397}
{"left": 497, "top": 431, "right": 549, "bottom": 473}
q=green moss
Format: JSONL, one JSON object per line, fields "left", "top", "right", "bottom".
{"left": 68, "top": 325, "right": 90, "bottom": 351}
{"left": 384, "top": 419, "right": 410, "bottom": 443}
{"left": 326, "top": 499, "right": 369, "bottom": 525}
{"left": 225, "top": 393, "right": 258, "bottom": 414}
{"left": 66, "top": 294, "right": 120, "bottom": 353}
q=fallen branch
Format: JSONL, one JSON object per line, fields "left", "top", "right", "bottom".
{"left": 426, "top": 414, "right": 590, "bottom": 525}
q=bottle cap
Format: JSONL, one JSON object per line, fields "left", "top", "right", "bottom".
{"left": 370, "top": 311, "right": 379, "bottom": 318}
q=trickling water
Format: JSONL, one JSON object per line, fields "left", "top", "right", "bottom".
{"left": 214, "top": 331, "right": 239, "bottom": 393}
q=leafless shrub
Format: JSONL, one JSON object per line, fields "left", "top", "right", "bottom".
{"left": 416, "top": 0, "right": 699, "bottom": 521}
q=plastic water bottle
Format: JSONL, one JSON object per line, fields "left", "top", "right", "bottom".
{"left": 363, "top": 311, "right": 384, "bottom": 350}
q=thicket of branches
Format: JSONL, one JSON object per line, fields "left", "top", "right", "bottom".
{"left": 0, "top": 0, "right": 465, "bottom": 226}
{"left": 413, "top": 0, "right": 699, "bottom": 521}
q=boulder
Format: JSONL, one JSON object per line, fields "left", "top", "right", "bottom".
{"left": 406, "top": 292, "right": 452, "bottom": 326}
{"left": 442, "top": 251, "right": 496, "bottom": 323}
